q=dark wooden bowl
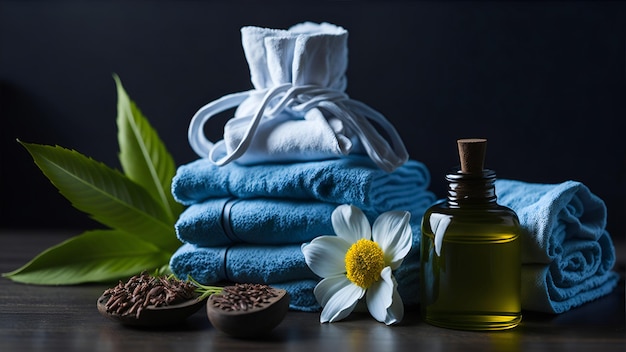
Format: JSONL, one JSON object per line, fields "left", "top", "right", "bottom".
{"left": 206, "top": 287, "right": 290, "bottom": 338}
{"left": 97, "top": 293, "right": 206, "bottom": 327}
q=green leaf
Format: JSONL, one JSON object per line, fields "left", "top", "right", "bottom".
{"left": 114, "top": 74, "right": 183, "bottom": 223}
{"left": 2, "top": 229, "right": 172, "bottom": 285}
{"left": 18, "top": 141, "right": 180, "bottom": 251}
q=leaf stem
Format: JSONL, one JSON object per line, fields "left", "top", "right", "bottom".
{"left": 186, "top": 275, "right": 224, "bottom": 300}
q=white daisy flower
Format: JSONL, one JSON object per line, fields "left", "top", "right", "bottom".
{"left": 301, "top": 204, "right": 412, "bottom": 325}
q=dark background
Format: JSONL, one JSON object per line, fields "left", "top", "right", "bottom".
{"left": 1, "top": 1, "right": 625, "bottom": 242}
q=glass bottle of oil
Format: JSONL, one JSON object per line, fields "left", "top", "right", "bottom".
{"left": 420, "top": 138, "right": 522, "bottom": 330}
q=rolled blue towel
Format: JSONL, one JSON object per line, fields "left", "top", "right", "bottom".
{"left": 171, "top": 156, "right": 431, "bottom": 214}
{"left": 495, "top": 179, "right": 619, "bottom": 313}
{"left": 175, "top": 192, "right": 436, "bottom": 246}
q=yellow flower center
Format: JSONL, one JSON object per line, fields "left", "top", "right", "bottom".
{"left": 345, "top": 238, "right": 385, "bottom": 288}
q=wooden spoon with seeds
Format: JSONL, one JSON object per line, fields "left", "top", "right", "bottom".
{"left": 96, "top": 272, "right": 219, "bottom": 327}
{"left": 206, "top": 283, "right": 290, "bottom": 338}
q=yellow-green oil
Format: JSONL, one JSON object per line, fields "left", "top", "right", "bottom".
{"left": 420, "top": 206, "right": 522, "bottom": 331}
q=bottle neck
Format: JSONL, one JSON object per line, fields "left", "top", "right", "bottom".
{"left": 446, "top": 169, "right": 497, "bottom": 207}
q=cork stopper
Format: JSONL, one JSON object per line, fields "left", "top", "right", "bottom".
{"left": 457, "top": 138, "right": 487, "bottom": 174}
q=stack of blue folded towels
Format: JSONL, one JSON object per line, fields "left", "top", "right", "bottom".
{"left": 169, "top": 155, "right": 437, "bottom": 311}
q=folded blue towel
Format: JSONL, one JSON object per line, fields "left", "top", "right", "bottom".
{"left": 169, "top": 242, "right": 422, "bottom": 311}
{"left": 170, "top": 243, "right": 318, "bottom": 284}
{"left": 495, "top": 179, "right": 619, "bottom": 313}
{"left": 175, "top": 192, "right": 436, "bottom": 246}
{"left": 171, "top": 156, "right": 432, "bottom": 214}
{"left": 175, "top": 198, "right": 336, "bottom": 246}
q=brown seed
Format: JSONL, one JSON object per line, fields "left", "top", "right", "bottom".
{"left": 101, "top": 271, "right": 198, "bottom": 319}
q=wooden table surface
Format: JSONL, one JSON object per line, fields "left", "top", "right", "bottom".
{"left": 1, "top": 231, "right": 624, "bottom": 352}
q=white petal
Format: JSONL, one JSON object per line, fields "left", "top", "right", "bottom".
{"left": 302, "top": 236, "right": 350, "bottom": 278}
{"left": 313, "top": 275, "right": 349, "bottom": 307}
{"left": 331, "top": 204, "right": 371, "bottom": 243}
{"left": 386, "top": 280, "right": 405, "bottom": 325}
{"left": 372, "top": 211, "right": 412, "bottom": 270}
{"left": 366, "top": 267, "right": 403, "bottom": 325}
{"left": 314, "top": 275, "right": 365, "bottom": 323}
{"left": 365, "top": 268, "right": 393, "bottom": 322}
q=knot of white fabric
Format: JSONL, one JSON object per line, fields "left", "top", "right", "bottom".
{"left": 188, "top": 83, "right": 408, "bottom": 172}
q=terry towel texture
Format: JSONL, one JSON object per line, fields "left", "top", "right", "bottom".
{"left": 175, "top": 193, "right": 436, "bottom": 247}
{"left": 171, "top": 156, "right": 431, "bottom": 213}
{"left": 495, "top": 179, "right": 619, "bottom": 314}
{"left": 175, "top": 198, "right": 335, "bottom": 246}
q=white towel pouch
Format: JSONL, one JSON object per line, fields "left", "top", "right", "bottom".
{"left": 188, "top": 22, "right": 408, "bottom": 172}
